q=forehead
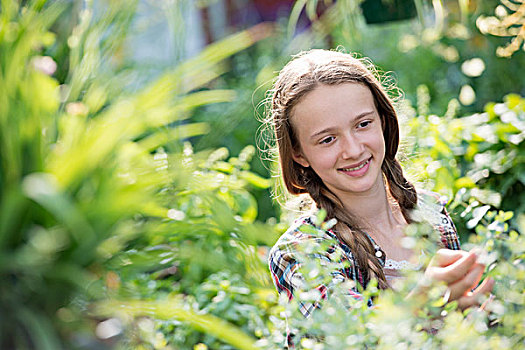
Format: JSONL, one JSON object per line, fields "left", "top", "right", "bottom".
{"left": 290, "top": 82, "right": 377, "bottom": 131}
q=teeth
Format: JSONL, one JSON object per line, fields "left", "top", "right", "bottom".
{"left": 341, "top": 159, "right": 369, "bottom": 172}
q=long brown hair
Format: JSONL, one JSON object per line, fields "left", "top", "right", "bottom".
{"left": 269, "top": 49, "right": 417, "bottom": 289}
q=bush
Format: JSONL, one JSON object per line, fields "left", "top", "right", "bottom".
{"left": 1, "top": 1, "right": 523, "bottom": 349}
{"left": 0, "top": 1, "right": 272, "bottom": 348}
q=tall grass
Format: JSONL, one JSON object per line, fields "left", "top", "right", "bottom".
{"left": 0, "top": 0, "right": 273, "bottom": 348}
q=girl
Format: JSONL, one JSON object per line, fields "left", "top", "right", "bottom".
{"left": 266, "top": 49, "right": 493, "bottom": 346}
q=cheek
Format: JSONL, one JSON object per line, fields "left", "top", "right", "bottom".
{"left": 305, "top": 147, "right": 338, "bottom": 170}
{"left": 378, "top": 131, "right": 386, "bottom": 148}
{"left": 373, "top": 127, "right": 386, "bottom": 151}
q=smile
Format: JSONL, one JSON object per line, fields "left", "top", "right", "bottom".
{"left": 339, "top": 158, "right": 371, "bottom": 172}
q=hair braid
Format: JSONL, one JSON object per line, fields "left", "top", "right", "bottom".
{"left": 302, "top": 167, "right": 389, "bottom": 289}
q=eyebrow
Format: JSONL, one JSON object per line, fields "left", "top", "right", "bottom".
{"left": 309, "top": 110, "right": 376, "bottom": 140}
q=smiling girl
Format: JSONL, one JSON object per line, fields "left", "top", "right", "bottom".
{"left": 266, "top": 49, "right": 493, "bottom": 347}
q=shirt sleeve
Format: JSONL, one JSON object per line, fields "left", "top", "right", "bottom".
{"left": 268, "top": 223, "right": 363, "bottom": 318}
{"left": 437, "top": 196, "right": 461, "bottom": 250}
{"left": 413, "top": 190, "right": 462, "bottom": 251}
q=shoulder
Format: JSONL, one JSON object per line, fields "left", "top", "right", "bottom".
{"left": 267, "top": 213, "right": 342, "bottom": 298}
{"left": 268, "top": 214, "right": 337, "bottom": 261}
{"left": 412, "top": 188, "right": 461, "bottom": 250}
{"left": 417, "top": 188, "right": 449, "bottom": 209}
{"left": 411, "top": 189, "right": 450, "bottom": 224}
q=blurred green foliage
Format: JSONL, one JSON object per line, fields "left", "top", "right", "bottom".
{"left": 0, "top": 0, "right": 273, "bottom": 348}
{"left": 401, "top": 92, "right": 524, "bottom": 246}
{"left": 0, "top": 0, "right": 524, "bottom": 349}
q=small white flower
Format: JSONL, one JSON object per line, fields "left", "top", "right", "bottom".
{"left": 459, "top": 85, "right": 476, "bottom": 105}
{"left": 461, "top": 58, "right": 485, "bottom": 77}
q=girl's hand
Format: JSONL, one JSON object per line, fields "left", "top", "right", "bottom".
{"left": 425, "top": 249, "right": 494, "bottom": 310}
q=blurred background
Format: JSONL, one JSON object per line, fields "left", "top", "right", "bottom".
{"left": 0, "top": 0, "right": 524, "bottom": 349}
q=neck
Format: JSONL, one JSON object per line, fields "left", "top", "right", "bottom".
{"left": 337, "top": 182, "right": 404, "bottom": 240}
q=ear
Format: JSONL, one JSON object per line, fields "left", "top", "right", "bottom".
{"left": 292, "top": 150, "right": 310, "bottom": 168}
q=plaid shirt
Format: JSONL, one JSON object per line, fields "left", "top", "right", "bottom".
{"left": 268, "top": 190, "right": 460, "bottom": 347}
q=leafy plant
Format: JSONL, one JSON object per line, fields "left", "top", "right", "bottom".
{"left": 0, "top": 0, "right": 271, "bottom": 348}
{"left": 97, "top": 143, "right": 280, "bottom": 349}
{"left": 2, "top": 0, "right": 524, "bottom": 349}
{"left": 404, "top": 92, "right": 525, "bottom": 239}
{"left": 264, "top": 207, "right": 524, "bottom": 349}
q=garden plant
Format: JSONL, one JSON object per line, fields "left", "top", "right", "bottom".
{"left": 0, "top": 0, "right": 523, "bottom": 349}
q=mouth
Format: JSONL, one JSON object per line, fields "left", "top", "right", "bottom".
{"left": 338, "top": 157, "right": 372, "bottom": 172}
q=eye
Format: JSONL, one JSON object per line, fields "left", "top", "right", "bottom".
{"left": 319, "top": 136, "right": 335, "bottom": 144}
{"left": 357, "top": 120, "right": 372, "bottom": 128}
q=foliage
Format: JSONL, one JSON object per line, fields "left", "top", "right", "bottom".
{"left": 98, "top": 270, "right": 279, "bottom": 350}
{"left": 0, "top": 0, "right": 271, "bottom": 348}
{"left": 263, "top": 208, "right": 523, "bottom": 349}
{"left": 100, "top": 144, "right": 280, "bottom": 349}
{"left": 106, "top": 90, "right": 525, "bottom": 349}
{"left": 1, "top": 0, "right": 524, "bottom": 350}
{"left": 331, "top": 0, "right": 525, "bottom": 114}
{"left": 404, "top": 92, "right": 525, "bottom": 238}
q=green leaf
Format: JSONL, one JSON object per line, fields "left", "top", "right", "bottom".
{"left": 501, "top": 211, "right": 514, "bottom": 222}
{"left": 95, "top": 299, "right": 260, "bottom": 350}
{"left": 239, "top": 171, "right": 271, "bottom": 189}
{"left": 139, "top": 123, "right": 211, "bottom": 152}
{"left": 229, "top": 190, "right": 258, "bottom": 223}
{"left": 21, "top": 173, "right": 97, "bottom": 263}
{"left": 314, "top": 209, "right": 327, "bottom": 227}
{"left": 504, "top": 93, "right": 522, "bottom": 109}
{"left": 288, "top": 0, "right": 308, "bottom": 37}
{"left": 17, "top": 306, "right": 62, "bottom": 350}
{"left": 0, "top": 187, "right": 27, "bottom": 250}
{"left": 454, "top": 176, "right": 475, "bottom": 189}
{"left": 306, "top": 0, "right": 320, "bottom": 20}
{"left": 467, "top": 205, "right": 490, "bottom": 229}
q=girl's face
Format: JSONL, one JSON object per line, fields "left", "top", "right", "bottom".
{"left": 291, "top": 83, "right": 386, "bottom": 199}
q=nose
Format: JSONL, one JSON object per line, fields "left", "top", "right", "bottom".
{"left": 340, "top": 133, "right": 364, "bottom": 160}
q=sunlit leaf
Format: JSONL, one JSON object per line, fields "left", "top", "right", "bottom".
{"left": 21, "top": 173, "right": 97, "bottom": 253}
{"left": 467, "top": 205, "right": 490, "bottom": 229}
{"left": 95, "top": 299, "right": 259, "bottom": 350}
{"left": 239, "top": 171, "right": 271, "bottom": 189}
{"left": 288, "top": 0, "right": 308, "bottom": 37}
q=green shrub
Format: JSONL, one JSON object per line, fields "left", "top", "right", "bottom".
{"left": 0, "top": 1, "right": 271, "bottom": 348}
{"left": 1, "top": 1, "right": 523, "bottom": 349}
{"left": 405, "top": 92, "right": 524, "bottom": 238}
